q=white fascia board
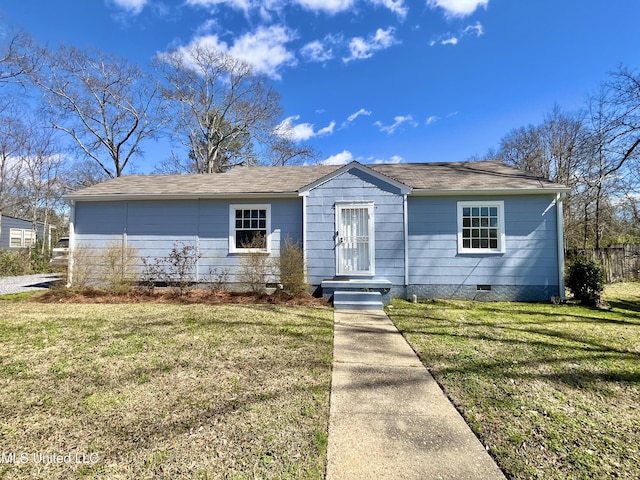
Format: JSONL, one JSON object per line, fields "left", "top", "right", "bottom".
{"left": 64, "top": 192, "right": 300, "bottom": 202}
{"left": 410, "top": 187, "right": 570, "bottom": 196}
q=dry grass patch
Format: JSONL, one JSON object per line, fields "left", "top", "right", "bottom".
{"left": 0, "top": 303, "right": 333, "bottom": 479}
{"left": 387, "top": 283, "right": 640, "bottom": 480}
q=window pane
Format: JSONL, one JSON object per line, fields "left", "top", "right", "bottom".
{"left": 463, "top": 218, "right": 470, "bottom": 227}
{"left": 481, "top": 218, "right": 488, "bottom": 227}
{"left": 472, "top": 207, "right": 479, "bottom": 216}
{"left": 243, "top": 210, "right": 250, "bottom": 218}
{"left": 236, "top": 210, "right": 242, "bottom": 218}
{"left": 258, "top": 219, "right": 266, "bottom": 228}
{"left": 251, "top": 219, "right": 258, "bottom": 228}
{"left": 490, "top": 207, "right": 498, "bottom": 216}
{"left": 259, "top": 210, "right": 266, "bottom": 218}
{"left": 236, "top": 220, "right": 242, "bottom": 228}
{"left": 490, "top": 239, "right": 498, "bottom": 248}
{"left": 472, "top": 229, "right": 479, "bottom": 238}
{"left": 463, "top": 239, "right": 470, "bottom": 248}
{"left": 480, "top": 239, "right": 489, "bottom": 248}
{"left": 472, "top": 218, "right": 480, "bottom": 227}
{"left": 463, "top": 207, "right": 470, "bottom": 216}
{"left": 463, "top": 228, "right": 471, "bottom": 239}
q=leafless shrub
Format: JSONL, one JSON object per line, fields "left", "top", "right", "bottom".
{"left": 237, "top": 235, "right": 275, "bottom": 295}
{"left": 279, "top": 237, "right": 306, "bottom": 295}
{"left": 99, "top": 241, "right": 139, "bottom": 293}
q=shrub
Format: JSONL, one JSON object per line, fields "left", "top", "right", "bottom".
{"left": 99, "top": 241, "right": 139, "bottom": 293}
{"left": 165, "top": 242, "right": 201, "bottom": 296}
{"left": 139, "top": 241, "right": 201, "bottom": 296}
{"left": 566, "top": 256, "right": 605, "bottom": 306}
{"left": 0, "top": 250, "right": 30, "bottom": 277}
{"left": 69, "top": 244, "right": 97, "bottom": 290}
{"left": 279, "top": 237, "right": 306, "bottom": 295}
{"left": 238, "top": 234, "right": 275, "bottom": 295}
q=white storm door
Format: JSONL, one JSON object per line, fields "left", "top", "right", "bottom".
{"left": 336, "top": 203, "right": 375, "bottom": 276}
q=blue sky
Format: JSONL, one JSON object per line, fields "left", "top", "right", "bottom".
{"left": 2, "top": 0, "right": 640, "bottom": 172}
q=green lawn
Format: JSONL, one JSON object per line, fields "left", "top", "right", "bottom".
{"left": 0, "top": 301, "right": 333, "bottom": 479}
{"left": 387, "top": 283, "right": 640, "bottom": 479}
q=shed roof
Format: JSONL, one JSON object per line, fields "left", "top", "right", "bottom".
{"left": 66, "top": 160, "right": 567, "bottom": 200}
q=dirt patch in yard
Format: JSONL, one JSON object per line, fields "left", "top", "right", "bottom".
{"left": 34, "top": 287, "right": 330, "bottom": 307}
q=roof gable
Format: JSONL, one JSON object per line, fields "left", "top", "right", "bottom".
{"left": 298, "top": 161, "right": 412, "bottom": 196}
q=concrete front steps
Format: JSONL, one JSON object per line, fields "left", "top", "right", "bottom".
{"left": 322, "top": 279, "right": 392, "bottom": 311}
{"left": 333, "top": 290, "right": 384, "bottom": 311}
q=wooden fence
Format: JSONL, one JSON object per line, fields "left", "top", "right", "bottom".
{"left": 568, "top": 244, "right": 640, "bottom": 283}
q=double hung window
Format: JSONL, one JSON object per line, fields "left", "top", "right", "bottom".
{"left": 457, "top": 201, "right": 505, "bottom": 254}
{"left": 229, "top": 204, "right": 271, "bottom": 253}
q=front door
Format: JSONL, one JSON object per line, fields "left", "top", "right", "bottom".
{"left": 336, "top": 203, "right": 375, "bottom": 276}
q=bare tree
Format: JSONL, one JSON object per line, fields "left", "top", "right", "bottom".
{"left": 156, "top": 44, "right": 315, "bottom": 173}
{"left": 0, "top": 31, "right": 40, "bottom": 85}
{"left": 0, "top": 101, "right": 26, "bottom": 244}
{"left": 25, "top": 44, "right": 166, "bottom": 178}
{"left": 12, "top": 114, "right": 64, "bottom": 252}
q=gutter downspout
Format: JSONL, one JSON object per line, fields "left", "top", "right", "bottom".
{"left": 556, "top": 193, "right": 566, "bottom": 300}
{"left": 404, "top": 194, "right": 409, "bottom": 288}
{"left": 301, "top": 193, "right": 308, "bottom": 285}
{"left": 68, "top": 200, "right": 76, "bottom": 288}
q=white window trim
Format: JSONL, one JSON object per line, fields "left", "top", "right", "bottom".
{"left": 10, "top": 228, "right": 35, "bottom": 248}
{"left": 229, "top": 204, "right": 272, "bottom": 254}
{"left": 457, "top": 200, "right": 505, "bottom": 254}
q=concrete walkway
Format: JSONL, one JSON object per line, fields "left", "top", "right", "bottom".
{"left": 326, "top": 310, "right": 506, "bottom": 480}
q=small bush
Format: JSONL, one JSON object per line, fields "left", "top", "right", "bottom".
{"left": 238, "top": 235, "right": 275, "bottom": 295}
{"left": 0, "top": 250, "right": 31, "bottom": 277}
{"left": 566, "top": 256, "right": 605, "bottom": 306}
{"left": 165, "top": 242, "right": 201, "bottom": 296}
{"left": 279, "top": 237, "right": 306, "bottom": 295}
{"left": 99, "top": 241, "right": 139, "bottom": 293}
{"left": 139, "top": 241, "right": 201, "bottom": 296}
{"left": 69, "top": 244, "right": 98, "bottom": 290}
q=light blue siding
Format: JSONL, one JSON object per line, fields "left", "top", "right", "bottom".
{"left": 1, "top": 215, "right": 50, "bottom": 250}
{"left": 305, "top": 169, "right": 406, "bottom": 286}
{"left": 407, "top": 195, "right": 561, "bottom": 300}
{"left": 73, "top": 198, "right": 302, "bottom": 284}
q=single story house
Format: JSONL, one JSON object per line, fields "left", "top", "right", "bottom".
{"left": 65, "top": 160, "right": 569, "bottom": 308}
{"left": 0, "top": 214, "right": 53, "bottom": 250}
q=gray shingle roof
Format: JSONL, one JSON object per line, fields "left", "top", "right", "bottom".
{"left": 66, "top": 160, "right": 566, "bottom": 199}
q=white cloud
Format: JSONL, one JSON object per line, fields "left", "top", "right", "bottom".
{"left": 348, "top": 108, "right": 372, "bottom": 122}
{"left": 373, "top": 155, "right": 403, "bottom": 164}
{"left": 370, "top": 0, "right": 407, "bottom": 18}
{"left": 430, "top": 21, "right": 484, "bottom": 47}
{"left": 111, "top": 0, "right": 148, "bottom": 14}
{"left": 375, "top": 114, "right": 417, "bottom": 134}
{"left": 464, "top": 22, "right": 484, "bottom": 36}
{"left": 186, "top": 0, "right": 253, "bottom": 11}
{"left": 229, "top": 26, "right": 296, "bottom": 79}
{"left": 343, "top": 27, "right": 399, "bottom": 63}
{"left": 322, "top": 150, "right": 355, "bottom": 165}
{"left": 300, "top": 40, "right": 334, "bottom": 63}
{"left": 427, "top": 0, "right": 489, "bottom": 17}
{"left": 182, "top": 25, "right": 296, "bottom": 79}
{"left": 293, "top": 0, "right": 355, "bottom": 14}
{"left": 426, "top": 115, "right": 439, "bottom": 125}
{"left": 275, "top": 116, "right": 335, "bottom": 141}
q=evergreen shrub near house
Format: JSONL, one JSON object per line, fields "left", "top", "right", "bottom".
{"left": 566, "top": 255, "right": 605, "bottom": 306}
